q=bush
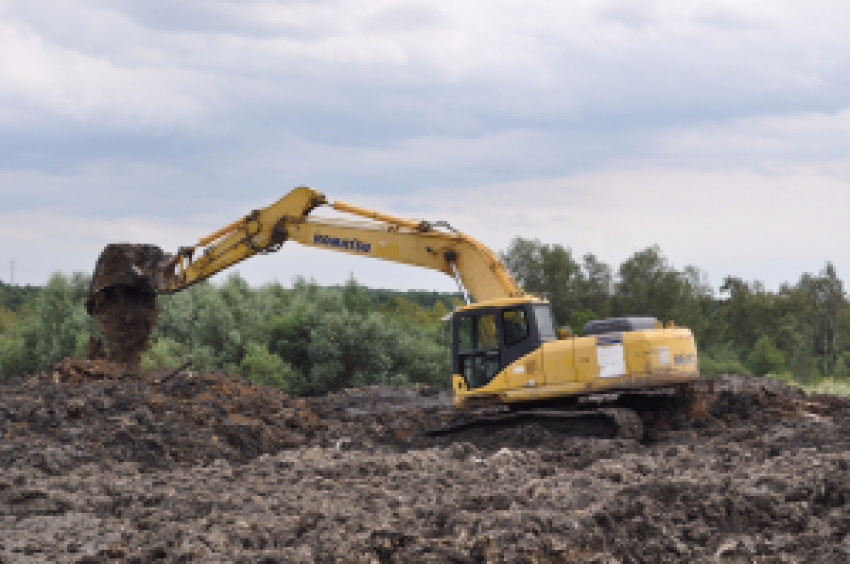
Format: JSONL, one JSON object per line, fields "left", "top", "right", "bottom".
{"left": 0, "top": 273, "right": 93, "bottom": 375}
{"left": 0, "top": 272, "right": 451, "bottom": 389}
{"left": 151, "top": 277, "right": 449, "bottom": 394}
{"left": 240, "top": 341, "right": 296, "bottom": 391}
{"left": 569, "top": 310, "right": 598, "bottom": 337}
{"left": 747, "top": 335, "right": 786, "bottom": 376}
{"left": 699, "top": 342, "right": 748, "bottom": 375}
{"left": 141, "top": 337, "right": 187, "bottom": 372}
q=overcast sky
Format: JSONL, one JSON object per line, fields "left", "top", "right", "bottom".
{"left": 1, "top": 0, "right": 849, "bottom": 294}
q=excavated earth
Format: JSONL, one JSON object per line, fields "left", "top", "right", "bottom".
{"left": 1, "top": 361, "right": 850, "bottom": 562}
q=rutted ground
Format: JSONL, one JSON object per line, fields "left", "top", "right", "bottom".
{"left": 1, "top": 361, "right": 849, "bottom": 562}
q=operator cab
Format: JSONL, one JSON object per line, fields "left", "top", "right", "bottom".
{"left": 451, "top": 299, "right": 557, "bottom": 390}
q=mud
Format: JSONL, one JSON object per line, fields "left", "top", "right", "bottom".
{"left": 85, "top": 243, "right": 169, "bottom": 365}
{"left": 86, "top": 286, "right": 158, "bottom": 365}
{"left": 2, "top": 362, "right": 849, "bottom": 562}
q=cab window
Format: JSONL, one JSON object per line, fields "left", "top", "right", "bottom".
{"left": 477, "top": 314, "right": 498, "bottom": 350}
{"left": 533, "top": 304, "right": 557, "bottom": 341}
{"left": 458, "top": 316, "right": 474, "bottom": 353}
{"left": 457, "top": 313, "right": 498, "bottom": 352}
{"left": 501, "top": 308, "right": 529, "bottom": 347}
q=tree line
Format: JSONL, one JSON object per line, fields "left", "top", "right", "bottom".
{"left": 0, "top": 274, "right": 451, "bottom": 393}
{"left": 1, "top": 238, "right": 848, "bottom": 391}
{"left": 503, "top": 238, "right": 848, "bottom": 380}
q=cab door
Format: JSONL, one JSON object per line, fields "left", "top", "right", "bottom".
{"left": 455, "top": 311, "right": 500, "bottom": 389}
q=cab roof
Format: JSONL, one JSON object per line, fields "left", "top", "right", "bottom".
{"left": 451, "top": 296, "right": 548, "bottom": 315}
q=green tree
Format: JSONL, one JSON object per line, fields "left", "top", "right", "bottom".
{"left": 342, "top": 276, "right": 371, "bottom": 316}
{"left": 262, "top": 283, "right": 448, "bottom": 393}
{"left": 0, "top": 273, "right": 93, "bottom": 375}
{"left": 578, "top": 254, "right": 613, "bottom": 318}
{"left": 240, "top": 341, "right": 296, "bottom": 391}
{"left": 832, "top": 354, "right": 848, "bottom": 379}
{"left": 616, "top": 246, "right": 685, "bottom": 318}
{"left": 140, "top": 337, "right": 187, "bottom": 372}
{"left": 799, "top": 263, "right": 846, "bottom": 375}
{"left": 747, "top": 335, "right": 786, "bottom": 376}
{"left": 718, "top": 276, "right": 779, "bottom": 359}
{"left": 502, "top": 237, "right": 582, "bottom": 325}
{"left": 0, "top": 282, "right": 40, "bottom": 312}
{"left": 0, "top": 307, "right": 17, "bottom": 335}
{"left": 569, "top": 310, "right": 598, "bottom": 337}
{"left": 699, "top": 342, "right": 748, "bottom": 375}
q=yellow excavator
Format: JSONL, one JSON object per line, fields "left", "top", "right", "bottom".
{"left": 87, "top": 186, "right": 699, "bottom": 437}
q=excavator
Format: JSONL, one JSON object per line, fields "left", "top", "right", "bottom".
{"left": 86, "top": 186, "right": 700, "bottom": 439}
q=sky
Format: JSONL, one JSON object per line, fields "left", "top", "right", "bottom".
{"left": 1, "top": 0, "right": 849, "bottom": 295}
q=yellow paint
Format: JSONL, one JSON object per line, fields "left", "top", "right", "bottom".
{"left": 161, "top": 185, "right": 524, "bottom": 302}
{"left": 504, "top": 350, "right": 543, "bottom": 388}
{"left": 454, "top": 326, "right": 699, "bottom": 409}
{"left": 374, "top": 241, "right": 401, "bottom": 260}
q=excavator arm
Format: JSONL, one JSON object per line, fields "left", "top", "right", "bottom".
{"left": 159, "top": 186, "right": 327, "bottom": 293}
{"left": 154, "top": 186, "right": 523, "bottom": 303}
{"left": 86, "top": 186, "right": 524, "bottom": 363}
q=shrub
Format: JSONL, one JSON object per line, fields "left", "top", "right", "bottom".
{"left": 747, "top": 335, "right": 786, "bottom": 376}
{"left": 141, "top": 337, "right": 187, "bottom": 372}
{"left": 699, "top": 342, "right": 748, "bottom": 375}
{"left": 240, "top": 341, "right": 296, "bottom": 391}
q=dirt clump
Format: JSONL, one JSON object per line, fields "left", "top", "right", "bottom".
{"left": 85, "top": 243, "right": 170, "bottom": 366}
{"left": 86, "top": 284, "right": 157, "bottom": 365}
{"left": 2, "top": 365, "right": 850, "bottom": 562}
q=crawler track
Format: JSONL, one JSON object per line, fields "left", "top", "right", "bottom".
{"left": 426, "top": 405, "right": 646, "bottom": 442}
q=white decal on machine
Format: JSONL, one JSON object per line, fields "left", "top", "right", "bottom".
{"left": 657, "top": 346, "right": 671, "bottom": 366}
{"left": 597, "top": 344, "right": 626, "bottom": 378}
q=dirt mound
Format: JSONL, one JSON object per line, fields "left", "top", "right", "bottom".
{"left": 1, "top": 359, "right": 318, "bottom": 475}
{"left": 2, "top": 366, "right": 850, "bottom": 562}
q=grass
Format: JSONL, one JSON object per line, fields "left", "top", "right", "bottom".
{"left": 795, "top": 378, "right": 850, "bottom": 396}
{"left": 768, "top": 372, "right": 850, "bottom": 396}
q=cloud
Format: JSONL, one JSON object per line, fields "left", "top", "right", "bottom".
{"left": 658, "top": 109, "right": 850, "bottom": 168}
{"left": 0, "top": 21, "right": 208, "bottom": 130}
{"left": 359, "top": 164, "right": 850, "bottom": 291}
{"left": 2, "top": 0, "right": 850, "bottom": 291}
{"left": 2, "top": 163, "right": 848, "bottom": 293}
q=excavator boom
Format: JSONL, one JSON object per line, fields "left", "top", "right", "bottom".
{"left": 161, "top": 186, "right": 327, "bottom": 293}
{"left": 87, "top": 186, "right": 524, "bottom": 363}
{"left": 106, "top": 186, "right": 523, "bottom": 303}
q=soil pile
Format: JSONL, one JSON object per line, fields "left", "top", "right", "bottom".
{"left": 85, "top": 243, "right": 169, "bottom": 365}
{"left": 0, "top": 359, "right": 318, "bottom": 474}
{"left": 2, "top": 363, "right": 850, "bottom": 562}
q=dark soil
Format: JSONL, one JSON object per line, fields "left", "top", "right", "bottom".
{"left": 85, "top": 243, "right": 168, "bottom": 365}
{"left": 86, "top": 286, "right": 158, "bottom": 365}
{"left": 2, "top": 361, "right": 849, "bottom": 562}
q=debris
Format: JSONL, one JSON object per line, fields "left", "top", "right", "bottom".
{"left": 1, "top": 366, "right": 849, "bottom": 561}
{"left": 155, "top": 360, "right": 193, "bottom": 384}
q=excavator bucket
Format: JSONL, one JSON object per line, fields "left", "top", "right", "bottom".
{"left": 86, "top": 244, "right": 171, "bottom": 366}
